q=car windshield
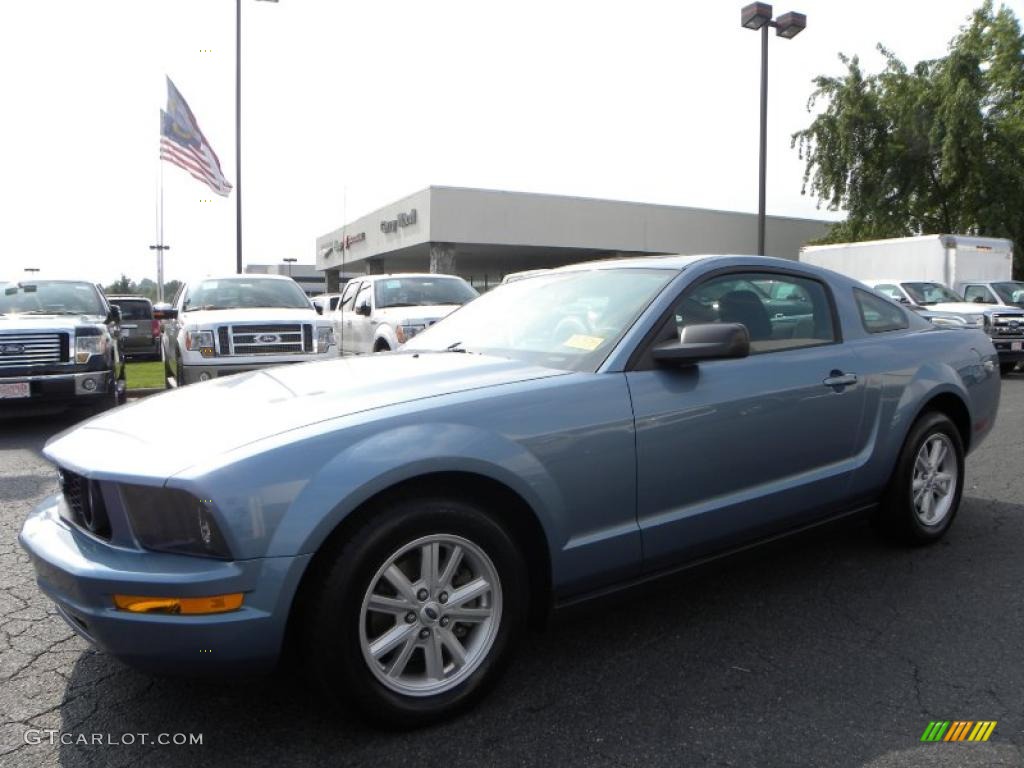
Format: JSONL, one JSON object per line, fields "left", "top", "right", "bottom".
{"left": 374, "top": 277, "right": 479, "bottom": 309}
{"left": 902, "top": 282, "right": 963, "bottom": 305}
{"left": 111, "top": 300, "right": 151, "bottom": 320}
{"left": 403, "top": 268, "right": 677, "bottom": 372}
{"left": 0, "top": 280, "right": 104, "bottom": 315}
{"left": 993, "top": 281, "right": 1024, "bottom": 305}
{"left": 182, "top": 278, "right": 311, "bottom": 311}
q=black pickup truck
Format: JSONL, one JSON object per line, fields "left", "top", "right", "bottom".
{"left": 0, "top": 279, "right": 126, "bottom": 413}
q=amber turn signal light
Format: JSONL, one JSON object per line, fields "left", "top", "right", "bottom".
{"left": 113, "top": 593, "right": 243, "bottom": 615}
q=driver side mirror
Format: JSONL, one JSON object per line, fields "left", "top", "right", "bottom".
{"left": 652, "top": 323, "right": 750, "bottom": 366}
{"left": 355, "top": 303, "right": 371, "bottom": 317}
{"left": 107, "top": 305, "right": 122, "bottom": 324}
{"left": 314, "top": 304, "right": 323, "bottom": 315}
{"left": 153, "top": 307, "right": 178, "bottom": 321}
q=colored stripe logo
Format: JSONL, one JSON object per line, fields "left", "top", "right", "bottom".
{"left": 921, "top": 721, "right": 997, "bottom": 742}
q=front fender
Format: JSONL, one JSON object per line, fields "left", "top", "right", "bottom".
{"left": 374, "top": 322, "right": 398, "bottom": 350}
{"left": 270, "top": 422, "right": 565, "bottom": 560}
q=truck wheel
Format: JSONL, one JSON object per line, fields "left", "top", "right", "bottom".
{"left": 301, "top": 496, "right": 528, "bottom": 727}
{"left": 877, "top": 411, "right": 964, "bottom": 545}
{"left": 374, "top": 339, "right": 391, "bottom": 353}
{"left": 1000, "top": 362, "right": 1018, "bottom": 376}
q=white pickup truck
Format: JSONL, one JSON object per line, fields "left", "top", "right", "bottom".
{"left": 162, "top": 274, "right": 336, "bottom": 387}
{"left": 330, "top": 273, "right": 478, "bottom": 354}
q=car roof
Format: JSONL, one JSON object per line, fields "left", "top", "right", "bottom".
{"left": 106, "top": 295, "right": 153, "bottom": 302}
{"left": 356, "top": 273, "right": 470, "bottom": 282}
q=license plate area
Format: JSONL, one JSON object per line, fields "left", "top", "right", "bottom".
{"left": 0, "top": 381, "right": 30, "bottom": 399}
{"left": 1012, "top": 341, "right": 1022, "bottom": 351}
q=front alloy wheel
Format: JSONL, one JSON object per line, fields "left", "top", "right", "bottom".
{"left": 359, "top": 535, "right": 502, "bottom": 697}
{"left": 302, "top": 496, "right": 527, "bottom": 727}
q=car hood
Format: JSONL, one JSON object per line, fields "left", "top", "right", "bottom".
{"left": 373, "top": 305, "right": 463, "bottom": 324}
{"left": 927, "top": 302, "right": 1023, "bottom": 315}
{"left": 0, "top": 313, "right": 106, "bottom": 332}
{"left": 179, "top": 307, "right": 324, "bottom": 325}
{"left": 44, "top": 352, "right": 567, "bottom": 480}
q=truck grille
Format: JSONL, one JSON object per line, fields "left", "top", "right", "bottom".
{"left": 57, "top": 467, "right": 111, "bottom": 539}
{"left": 0, "top": 332, "right": 67, "bottom": 368}
{"left": 218, "top": 324, "right": 310, "bottom": 355}
{"left": 989, "top": 314, "right": 1024, "bottom": 338}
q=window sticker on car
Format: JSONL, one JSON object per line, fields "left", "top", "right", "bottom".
{"left": 386, "top": 280, "right": 401, "bottom": 289}
{"left": 562, "top": 334, "right": 604, "bottom": 351}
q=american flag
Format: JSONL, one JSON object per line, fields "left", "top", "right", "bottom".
{"left": 159, "top": 78, "right": 232, "bottom": 197}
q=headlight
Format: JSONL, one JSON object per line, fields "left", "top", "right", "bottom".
{"left": 396, "top": 323, "right": 427, "bottom": 344}
{"left": 961, "top": 313, "right": 985, "bottom": 328}
{"left": 74, "top": 331, "right": 109, "bottom": 363}
{"left": 120, "top": 484, "right": 231, "bottom": 559}
{"left": 185, "top": 329, "right": 215, "bottom": 356}
{"left": 316, "top": 326, "right": 335, "bottom": 352}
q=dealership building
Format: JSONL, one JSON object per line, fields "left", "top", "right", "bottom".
{"left": 315, "top": 186, "right": 831, "bottom": 292}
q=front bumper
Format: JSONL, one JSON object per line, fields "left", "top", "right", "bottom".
{"left": 180, "top": 358, "right": 327, "bottom": 385}
{"left": 990, "top": 338, "right": 1024, "bottom": 363}
{"left": 0, "top": 371, "right": 114, "bottom": 407}
{"left": 19, "top": 495, "right": 310, "bottom": 673}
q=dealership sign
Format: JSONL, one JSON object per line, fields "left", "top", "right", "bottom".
{"left": 380, "top": 209, "right": 417, "bottom": 234}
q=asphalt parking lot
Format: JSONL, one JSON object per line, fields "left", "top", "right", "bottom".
{"left": 2, "top": 376, "right": 1023, "bottom": 768}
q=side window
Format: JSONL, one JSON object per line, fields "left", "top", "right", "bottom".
{"left": 855, "top": 288, "right": 909, "bottom": 333}
{"left": 874, "top": 284, "right": 905, "bottom": 302}
{"left": 963, "top": 285, "right": 995, "bottom": 304}
{"left": 339, "top": 281, "right": 360, "bottom": 311}
{"left": 669, "top": 272, "right": 837, "bottom": 354}
{"left": 354, "top": 283, "right": 372, "bottom": 311}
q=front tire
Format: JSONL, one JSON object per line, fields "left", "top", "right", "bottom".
{"left": 301, "top": 496, "right": 528, "bottom": 727}
{"left": 877, "top": 411, "right": 965, "bottom": 545}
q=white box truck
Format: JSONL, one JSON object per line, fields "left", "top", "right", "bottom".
{"left": 800, "top": 234, "right": 1024, "bottom": 374}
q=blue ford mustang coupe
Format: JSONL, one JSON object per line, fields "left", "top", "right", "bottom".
{"left": 20, "top": 255, "right": 1000, "bottom": 725}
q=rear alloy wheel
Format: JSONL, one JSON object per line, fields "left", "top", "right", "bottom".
{"left": 878, "top": 412, "right": 964, "bottom": 544}
{"left": 302, "top": 497, "right": 527, "bottom": 727}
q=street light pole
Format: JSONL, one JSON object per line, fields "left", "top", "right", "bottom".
{"left": 758, "top": 22, "right": 769, "bottom": 257}
{"left": 741, "top": 3, "right": 806, "bottom": 256}
{"left": 236, "top": 0, "right": 278, "bottom": 276}
{"left": 283, "top": 257, "right": 297, "bottom": 277}
{"left": 149, "top": 244, "right": 171, "bottom": 302}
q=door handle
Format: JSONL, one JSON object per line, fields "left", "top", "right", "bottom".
{"left": 823, "top": 372, "right": 858, "bottom": 388}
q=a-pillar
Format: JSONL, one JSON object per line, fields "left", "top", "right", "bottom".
{"left": 429, "top": 243, "right": 456, "bottom": 274}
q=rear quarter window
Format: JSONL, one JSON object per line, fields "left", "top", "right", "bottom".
{"left": 114, "top": 301, "right": 152, "bottom": 320}
{"left": 855, "top": 288, "right": 908, "bottom": 333}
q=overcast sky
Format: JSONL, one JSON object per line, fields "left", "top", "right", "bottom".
{"left": 3, "top": 0, "right": 1020, "bottom": 284}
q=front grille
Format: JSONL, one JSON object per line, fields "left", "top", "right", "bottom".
{"left": 0, "top": 332, "right": 66, "bottom": 368}
{"left": 989, "top": 314, "right": 1024, "bottom": 338}
{"left": 217, "top": 326, "right": 231, "bottom": 355}
{"left": 58, "top": 467, "right": 111, "bottom": 539}
{"left": 223, "top": 324, "right": 307, "bottom": 356}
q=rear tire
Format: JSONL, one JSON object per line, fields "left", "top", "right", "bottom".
{"left": 877, "top": 412, "right": 964, "bottom": 545}
{"left": 301, "top": 496, "right": 528, "bottom": 728}
{"left": 374, "top": 339, "right": 391, "bottom": 353}
{"left": 1000, "top": 362, "right": 1018, "bottom": 376}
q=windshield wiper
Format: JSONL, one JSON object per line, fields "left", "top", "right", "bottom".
{"left": 445, "top": 341, "right": 467, "bottom": 353}
{"left": 382, "top": 302, "right": 419, "bottom": 308}
{"left": 22, "top": 309, "right": 83, "bottom": 315}
{"left": 184, "top": 304, "right": 226, "bottom": 311}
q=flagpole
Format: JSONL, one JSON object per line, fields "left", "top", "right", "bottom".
{"left": 158, "top": 159, "right": 165, "bottom": 302}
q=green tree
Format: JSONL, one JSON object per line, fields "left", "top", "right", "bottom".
{"left": 793, "top": 2, "right": 1024, "bottom": 277}
{"left": 105, "top": 274, "right": 135, "bottom": 295}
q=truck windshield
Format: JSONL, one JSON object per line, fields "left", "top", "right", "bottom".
{"left": 0, "top": 281, "right": 104, "bottom": 316}
{"left": 182, "top": 278, "right": 311, "bottom": 311}
{"left": 993, "top": 281, "right": 1024, "bottom": 305}
{"left": 902, "top": 282, "right": 963, "bottom": 305}
{"left": 374, "top": 277, "right": 479, "bottom": 309}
